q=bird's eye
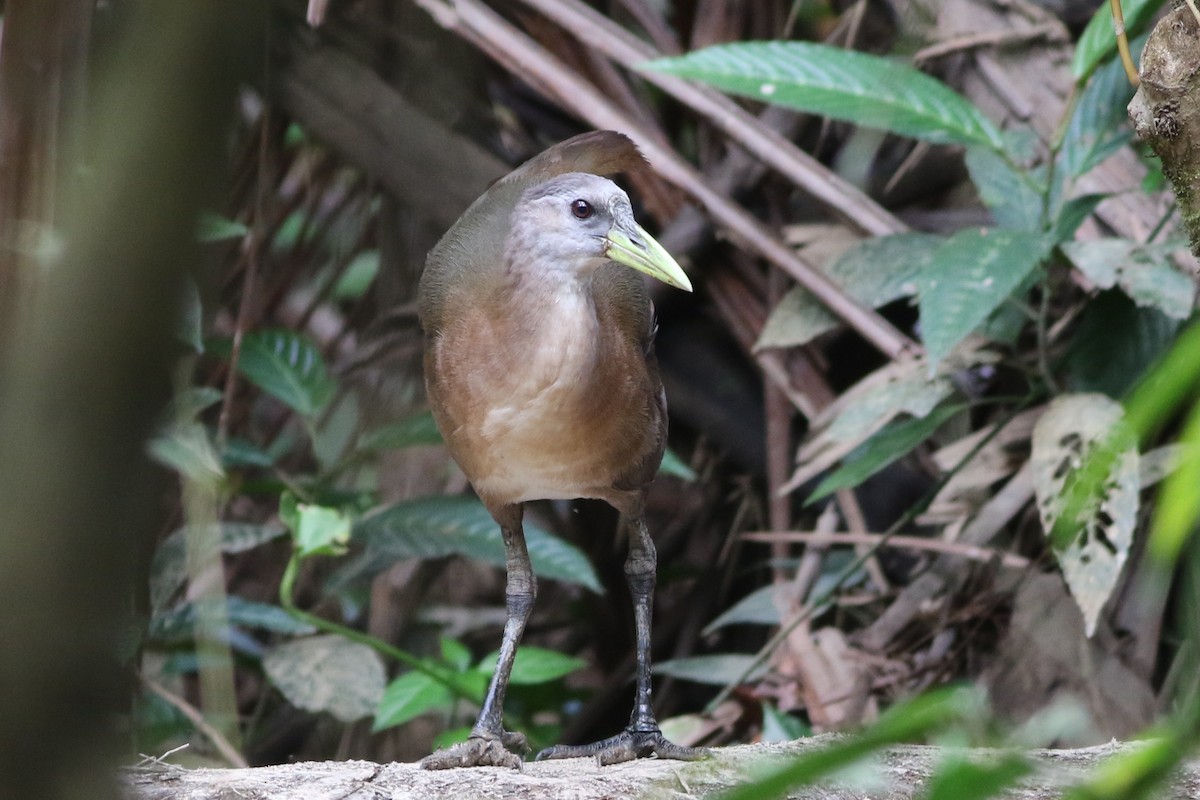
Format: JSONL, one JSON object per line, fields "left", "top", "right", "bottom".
{"left": 570, "top": 199, "right": 593, "bottom": 220}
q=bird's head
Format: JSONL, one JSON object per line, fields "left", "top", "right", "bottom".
{"left": 507, "top": 173, "right": 692, "bottom": 292}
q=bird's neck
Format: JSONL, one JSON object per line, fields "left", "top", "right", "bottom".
{"left": 495, "top": 265, "right": 602, "bottom": 385}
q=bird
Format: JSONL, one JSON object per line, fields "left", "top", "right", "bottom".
{"left": 416, "top": 131, "right": 704, "bottom": 769}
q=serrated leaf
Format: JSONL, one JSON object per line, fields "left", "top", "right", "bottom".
{"left": 654, "top": 654, "right": 768, "bottom": 686}
{"left": 964, "top": 147, "right": 1044, "bottom": 232}
{"left": 148, "top": 597, "right": 316, "bottom": 643}
{"left": 264, "top": 635, "right": 386, "bottom": 722}
{"left": 757, "top": 233, "right": 939, "bottom": 350}
{"left": 359, "top": 411, "right": 444, "bottom": 451}
{"left": 343, "top": 495, "right": 602, "bottom": 592}
{"left": 373, "top": 670, "right": 453, "bottom": 731}
{"left": 1061, "top": 48, "right": 1139, "bottom": 178}
{"left": 149, "top": 522, "right": 287, "bottom": 611}
{"left": 1062, "top": 239, "right": 1196, "bottom": 320}
{"left": 1073, "top": 0, "right": 1158, "bottom": 80}
{"left": 918, "top": 229, "right": 1051, "bottom": 369}
{"left": 208, "top": 330, "right": 335, "bottom": 417}
{"left": 703, "top": 585, "right": 783, "bottom": 635}
{"left": 195, "top": 211, "right": 248, "bottom": 242}
{"left": 643, "top": 42, "right": 1004, "bottom": 150}
{"left": 808, "top": 405, "right": 963, "bottom": 504}
{"left": 479, "top": 646, "right": 586, "bottom": 685}
{"left": 1031, "top": 394, "right": 1138, "bottom": 636}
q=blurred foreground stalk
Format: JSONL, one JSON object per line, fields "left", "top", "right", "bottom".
{"left": 0, "top": 3, "right": 261, "bottom": 798}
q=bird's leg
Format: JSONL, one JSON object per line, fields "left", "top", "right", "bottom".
{"left": 421, "top": 503, "right": 535, "bottom": 770}
{"left": 538, "top": 505, "right": 708, "bottom": 766}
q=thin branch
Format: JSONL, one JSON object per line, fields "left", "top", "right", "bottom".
{"left": 743, "top": 530, "right": 1030, "bottom": 569}
{"left": 140, "top": 675, "right": 249, "bottom": 769}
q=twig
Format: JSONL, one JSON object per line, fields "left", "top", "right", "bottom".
{"left": 514, "top": 0, "right": 908, "bottom": 238}
{"left": 743, "top": 530, "right": 1030, "bottom": 569}
{"left": 140, "top": 675, "right": 248, "bottom": 768}
{"left": 1111, "top": 0, "right": 1141, "bottom": 86}
{"left": 912, "top": 23, "right": 1065, "bottom": 63}
{"left": 411, "top": 0, "right": 919, "bottom": 362}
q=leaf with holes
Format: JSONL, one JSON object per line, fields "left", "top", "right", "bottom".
{"left": 264, "top": 635, "right": 386, "bottom": 722}
{"left": 1031, "top": 394, "right": 1139, "bottom": 636}
{"left": 643, "top": 42, "right": 1004, "bottom": 150}
{"left": 339, "top": 495, "right": 602, "bottom": 592}
{"left": 918, "top": 229, "right": 1051, "bottom": 369}
{"left": 757, "top": 233, "right": 939, "bottom": 350}
{"left": 208, "top": 330, "right": 335, "bottom": 417}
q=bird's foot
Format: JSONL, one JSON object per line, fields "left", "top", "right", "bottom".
{"left": 535, "top": 726, "right": 708, "bottom": 767}
{"left": 420, "top": 729, "right": 530, "bottom": 770}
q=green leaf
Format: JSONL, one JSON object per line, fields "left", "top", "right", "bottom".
{"left": 643, "top": 42, "right": 1004, "bottom": 150}
{"left": 264, "top": 635, "right": 386, "bottom": 723}
{"left": 373, "top": 670, "right": 454, "bottom": 731}
{"left": 221, "top": 436, "right": 277, "bottom": 468}
{"left": 195, "top": 211, "right": 248, "bottom": 242}
{"left": 703, "top": 585, "right": 783, "bottom": 635}
{"left": 654, "top": 654, "right": 768, "bottom": 685}
{"left": 918, "top": 229, "right": 1051, "bottom": 368}
{"left": 659, "top": 447, "right": 697, "bottom": 481}
{"left": 1062, "top": 49, "right": 1139, "bottom": 178}
{"left": 283, "top": 497, "right": 352, "bottom": 558}
{"left": 1072, "top": 0, "right": 1159, "bottom": 80}
{"left": 176, "top": 277, "right": 205, "bottom": 353}
{"left": 1051, "top": 194, "right": 1107, "bottom": 243}
{"left": 1032, "top": 394, "right": 1139, "bottom": 636}
{"left": 148, "top": 597, "right": 317, "bottom": 642}
{"left": 1062, "top": 239, "right": 1196, "bottom": 320}
{"left": 758, "top": 233, "right": 939, "bottom": 350}
{"left": 720, "top": 688, "right": 980, "bottom": 800}
{"left": 333, "top": 251, "right": 380, "bottom": 301}
{"left": 359, "top": 411, "right": 443, "bottom": 451}
{"left": 149, "top": 522, "right": 287, "bottom": 611}
{"left": 1064, "top": 291, "right": 1181, "bottom": 398}
{"left": 208, "top": 330, "right": 335, "bottom": 417}
{"left": 808, "top": 405, "right": 962, "bottom": 504}
{"left": 343, "top": 495, "right": 602, "bottom": 592}
{"left": 147, "top": 421, "right": 225, "bottom": 486}
{"left": 964, "top": 147, "right": 1044, "bottom": 232}
{"left": 923, "top": 753, "right": 1032, "bottom": 800}
{"left": 761, "top": 703, "right": 810, "bottom": 743}
{"left": 479, "top": 646, "right": 586, "bottom": 685}
{"left": 440, "top": 637, "right": 473, "bottom": 672}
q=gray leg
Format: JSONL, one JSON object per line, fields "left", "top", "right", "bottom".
{"left": 537, "top": 500, "right": 707, "bottom": 766}
{"left": 421, "top": 503, "right": 536, "bottom": 770}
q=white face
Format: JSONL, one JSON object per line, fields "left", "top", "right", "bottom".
{"left": 506, "top": 173, "right": 640, "bottom": 277}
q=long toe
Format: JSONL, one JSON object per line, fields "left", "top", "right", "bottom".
{"left": 421, "top": 733, "right": 527, "bottom": 770}
{"left": 536, "top": 728, "right": 709, "bottom": 766}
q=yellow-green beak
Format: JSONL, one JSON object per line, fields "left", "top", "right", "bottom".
{"left": 605, "top": 224, "right": 692, "bottom": 292}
